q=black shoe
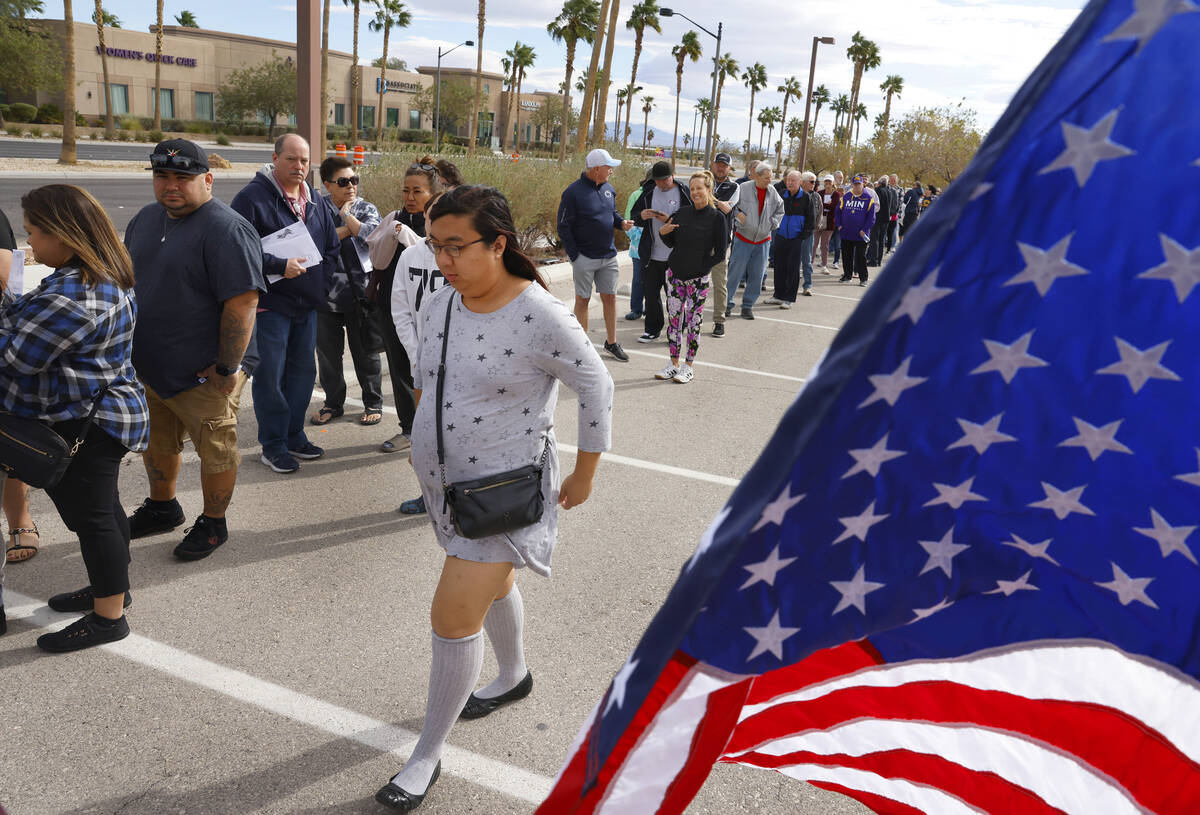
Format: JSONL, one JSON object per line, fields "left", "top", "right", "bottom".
{"left": 36, "top": 612, "right": 130, "bottom": 653}
{"left": 839, "top": 276, "right": 851, "bottom": 283}
{"left": 48, "top": 586, "right": 133, "bottom": 613}
{"left": 128, "top": 497, "right": 185, "bottom": 539}
{"left": 173, "top": 515, "right": 228, "bottom": 561}
{"left": 604, "top": 341, "right": 629, "bottom": 362}
{"left": 724, "top": 305, "right": 733, "bottom": 317}
{"left": 460, "top": 671, "right": 533, "bottom": 719}
{"left": 637, "top": 332, "right": 659, "bottom": 343}
{"left": 375, "top": 762, "right": 441, "bottom": 811}
{"left": 712, "top": 323, "right": 725, "bottom": 337}
{"left": 399, "top": 496, "right": 427, "bottom": 515}
{"left": 288, "top": 441, "right": 325, "bottom": 460}
{"left": 623, "top": 311, "right": 642, "bottom": 321}
{"left": 740, "top": 307, "right": 755, "bottom": 320}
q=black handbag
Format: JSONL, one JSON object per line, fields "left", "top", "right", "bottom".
{"left": 435, "top": 294, "right": 548, "bottom": 539}
{"left": 0, "top": 386, "right": 110, "bottom": 489}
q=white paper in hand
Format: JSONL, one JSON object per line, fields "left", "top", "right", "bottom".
{"left": 8, "top": 249, "right": 25, "bottom": 294}
{"left": 261, "top": 223, "right": 321, "bottom": 283}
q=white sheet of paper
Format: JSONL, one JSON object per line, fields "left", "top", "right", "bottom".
{"left": 260, "top": 223, "right": 321, "bottom": 284}
{"left": 8, "top": 249, "right": 25, "bottom": 294}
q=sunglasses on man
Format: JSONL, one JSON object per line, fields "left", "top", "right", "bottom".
{"left": 149, "top": 153, "right": 206, "bottom": 172}
{"left": 334, "top": 175, "right": 361, "bottom": 187}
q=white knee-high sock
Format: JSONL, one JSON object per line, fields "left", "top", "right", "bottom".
{"left": 390, "top": 630, "right": 483, "bottom": 794}
{"left": 474, "top": 584, "right": 528, "bottom": 700}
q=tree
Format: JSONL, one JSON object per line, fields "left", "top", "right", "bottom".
{"left": 784, "top": 116, "right": 803, "bottom": 166}
{"left": 832, "top": 92, "right": 850, "bottom": 135}
{"left": 640, "top": 95, "right": 653, "bottom": 154}
{"left": 885, "top": 104, "right": 982, "bottom": 184}
{"left": 574, "top": 0, "right": 611, "bottom": 155}
{"left": 370, "top": 55, "right": 407, "bottom": 70}
{"left": 469, "top": 0, "right": 485, "bottom": 152}
{"left": 878, "top": 73, "right": 904, "bottom": 143}
{"left": 593, "top": 0, "right": 621, "bottom": 145}
{"left": 59, "top": 0, "right": 76, "bottom": 163}
{"left": 669, "top": 30, "right": 701, "bottom": 172}
{"left": 853, "top": 101, "right": 867, "bottom": 147}
{"left": 368, "top": 0, "right": 411, "bottom": 141}
{"left": 845, "top": 31, "right": 880, "bottom": 145}
{"left": 92, "top": 6, "right": 119, "bottom": 26}
{"left": 153, "top": 0, "right": 164, "bottom": 132}
{"left": 217, "top": 54, "right": 298, "bottom": 140}
{"left": 812, "top": 84, "right": 831, "bottom": 135}
{"left": 175, "top": 9, "right": 198, "bottom": 27}
{"left": 756, "top": 107, "right": 770, "bottom": 158}
{"left": 693, "top": 96, "right": 711, "bottom": 163}
{"left": 529, "top": 96, "right": 577, "bottom": 145}
{"left": 622, "top": 0, "right": 660, "bottom": 150}
{"left": 505, "top": 41, "right": 536, "bottom": 151}
{"left": 548, "top": 0, "right": 599, "bottom": 161}
{"left": 0, "top": 1, "right": 62, "bottom": 132}
{"left": 94, "top": 0, "right": 114, "bottom": 136}
{"left": 775, "top": 75, "right": 801, "bottom": 169}
{"left": 709, "top": 53, "right": 738, "bottom": 164}
{"left": 343, "top": 0, "right": 368, "bottom": 143}
{"left": 411, "top": 80, "right": 489, "bottom": 139}
{"left": 742, "top": 61, "right": 767, "bottom": 155}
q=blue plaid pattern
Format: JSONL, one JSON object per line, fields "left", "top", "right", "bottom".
{"left": 0, "top": 266, "right": 148, "bottom": 452}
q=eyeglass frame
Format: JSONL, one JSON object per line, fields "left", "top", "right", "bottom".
{"left": 427, "top": 237, "right": 487, "bottom": 259}
{"left": 334, "top": 175, "right": 361, "bottom": 187}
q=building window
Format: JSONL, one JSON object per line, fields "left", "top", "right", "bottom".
{"left": 103, "top": 84, "right": 129, "bottom": 116}
{"left": 408, "top": 109, "right": 421, "bottom": 129}
{"left": 386, "top": 107, "right": 399, "bottom": 127}
{"left": 150, "top": 88, "right": 175, "bottom": 119}
{"left": 334, "top": 103, "right": 345, "bottom": 125}
{"left": 360, "top": 105, "right": 375, "bottom": 129}
{"left": 288, "top": 114, "right": 297, "bottom": 126}
{"left": 194, "top": 91, "right": 214, "bottom": 121}
{"left": 477, "top": 111, "right": 493, "bottom": 142}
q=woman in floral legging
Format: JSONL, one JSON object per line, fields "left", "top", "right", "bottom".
{"left": 655, "top": 171, "right": 728, "bottom": 384}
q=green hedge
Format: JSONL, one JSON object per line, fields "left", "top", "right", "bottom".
{"left": 8, "top": 103, "right": 37, "bottom": 123}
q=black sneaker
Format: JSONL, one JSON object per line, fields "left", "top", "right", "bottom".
{"left": 623, "top": 311, "right": 642, "bottom": 321}
{"left": 48, "top": 586, "right": 133, "bottom": 613}
{"left": 741, "top": 307, "right": 755, "bottom": 320}
{"left": 1, "top": 605, "right": 6, "bottom": 636}
{"left": 261, "top": 451, "right": 300, "bottom": 473}
{"left": 712, "top": 323, "right": 725, "bottom": 337}
{"left": 637, "top": 332, "right": 659, "bottom": 343}
{"left": 37, "top": 612, "right": 130, "bottom": 653}
{"left": 174, "top": 515, "right": 229, "bottom": 561}
{"left": 127, "top": 497, "right": 185, "bottom": 539}
{"left": 288, "top": 441, "right": 325, "bottom": 460}
{"left": 604, "top": 341, "right": 629, "bottom": 362}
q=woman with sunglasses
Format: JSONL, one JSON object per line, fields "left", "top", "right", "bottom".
{"left": 373, "top": 186, "right": 613, "bottom": 811}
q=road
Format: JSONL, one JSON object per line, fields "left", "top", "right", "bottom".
{"left": 0, "top": 139, "right": 382, "bottom": 165}
{"left": 0, "top": 255, "right": 879, "bottom": 815}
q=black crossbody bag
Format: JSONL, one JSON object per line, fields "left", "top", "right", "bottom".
{"left": 0, "top": 386, "right": 110, "bottom": 489}
{"left": 435, "top": 294, "right": 548, "bottom": 539}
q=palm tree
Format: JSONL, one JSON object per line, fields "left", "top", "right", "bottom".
{"left": 756, "top": 107, "right": 770, "bottom": 158}
{"left": 368, "top": 0, "right": 411, "bottom": 141}
{"left": 506, "top": 41, "right": 536, "bottom": 151}
{"left": 593, "top": 0, "right": 623, "bottom": 145}
{"left": 878, "top": 73, "right": 904, "bottom": 142}
{"left": 785, "top": 117, "right": 803, "bottom": 166}
{"left": 548, "top": 0, "right": 600, "bottom": 160}
{"left": 574, "top": 67, "right": 606, "bottom": 133}
{"left": 622, "top": 0, "right": 661, "bottom": 150}
{"left": 811, "top": 84, "right": 831, "bottom": 134}
{"left": 175, "top": 10, "right": 198, "bottom": 26}
{"left": 469, "top": 0, "right": 485, "bottom": 152}
{"left": 640, "top": 95, "right": 654, "bottom": 154}
{"left": 343, "top": 0, "right": 368, "bottom": 143}
{"left": 693, "top": 96, "right": 711, "bottom": 163}
{"left": 94, "top": 1, "right": 114, "bottom": 137}
{"left": 764, "top": 105, "right": 781, "bottom": 159}
{"left": 832, "top": 92, "right": 850, "bottom": 136}
{"left": 615, "top": 85, "right": 627, "bottom": 141}
{"left": 152, "top": 0, "right": 165, "bottom": 132}
{"left": 319, "top": 0, "right": 331, "bottom": 157}
{"left": 709, "top": 53, "right": 738, "bottom": 164}
{"left": 94, "top": 7, "right": 119, "bottom": 26}
{"left": 742, "top": 61, "right": 767, "bottom": 155}
{"left": 845, "top": 31, "right": 881, "bottom": 145}
{"left": 59, "top": 0, "right": 77, "bottom": 164}
{"left": 854, "top": 102, "right": 867, "bottom": 147}
{"left": 669, "top": 30, "right": 702, "bottom": 172}
{"left": 775, "top": 75, "right": 802, "bottom": 169}
{"left": 575, "top": 0, "right": 611, "bottom": 155}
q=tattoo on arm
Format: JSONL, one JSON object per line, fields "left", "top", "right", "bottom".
{"left": 217, "top": 291, "right": 259, "bottom": 369}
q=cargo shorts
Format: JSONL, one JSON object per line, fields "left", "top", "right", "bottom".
{"left": 143, "top": 372, "right": 248, "bottom": 474}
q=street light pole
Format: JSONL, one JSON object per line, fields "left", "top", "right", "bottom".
{"left": 435, "top": 39, "right": 473, "bottom": 153}
{"left": 660, "top": 8, "right": 723, "bottom": 166}
{"left": 798, "top": 35, "right": 834, "bottom": 174}
{"left": 690, "top": 106, "right": 699, "bottom": 165}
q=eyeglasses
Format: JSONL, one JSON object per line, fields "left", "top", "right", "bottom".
{"left": 410, "top": 162, "right": 437, "bottom": 172}
{"left": 150, "top": 153, "right": 205, "bottom": 172}
{"left": 427, "top": 237, "right": 487, "bottom": 259}
{"left": 335, "top": 175, "right": 361, "bottom": 187}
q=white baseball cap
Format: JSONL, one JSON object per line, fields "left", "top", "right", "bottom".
{"left": 586, "top": 148, "right": 622, "bottom": 168}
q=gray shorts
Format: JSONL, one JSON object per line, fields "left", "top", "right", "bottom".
{"left": 572, "top": 254, "right": 620, "bottom": 298}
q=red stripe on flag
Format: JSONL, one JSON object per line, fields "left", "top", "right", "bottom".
{"left": 727, "top": 681, "right": 1200, "bottom": 813}
{"left": 745, "top": 640, "right": 885, "bottom": 704}
{"left": 807, "top": 780, "right": 928, "bottom": 815}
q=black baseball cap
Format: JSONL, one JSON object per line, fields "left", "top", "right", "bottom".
{"left": 147, "top": 138, "right": 210, "bottom": 175}
{"left": 713, "top": 152, "right": 733, "bottom": 165}
{"left": 651, "top": 161, "right": 673, "bottom": 180}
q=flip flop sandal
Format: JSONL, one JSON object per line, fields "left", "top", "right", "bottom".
{"left": 6, "top": 525, "right": 40, "bottom": 563}
{"left": 359, "top": 411, "right": 383, "bottom": 426}
{"left": 310, "top": 406, "right": 344, "bottom": 425}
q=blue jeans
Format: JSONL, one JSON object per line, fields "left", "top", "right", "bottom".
{"left": 629, "top": 255, "right": 644, "bottom": 315}
{"left": 726, "top": 238, "right": 769, "bottom": 309}
{"left": 800, "top": 233, "right": 815, "bottom": 291}
{"left": 830, "top": 229, "right": 842, "bottom": 263}
{"left": 253, "top": 309, "right": 318, "bottom": 456}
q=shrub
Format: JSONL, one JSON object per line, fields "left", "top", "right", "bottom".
{"left": 184, "top": 121, "right": 210, "bottom": 134}
{"left": 89, "top": 131, "right": 100, "bottom": 140}
{"left": 35, "top": 103, "right": 62, "bottom": 124}
{"left": 119, "top": 115, "right": 143, "bottom": 132}
{"left": 75, "top": 112, "right": 87, "bottom": 126}
{"left": 216, "top": 132, "right": 232, "bottom": 146}
{"left": 8, "top": 103, "right": 37, "bottom": 123}
{"left": 8, "top": 128, "right": 25, "bottom": 138}
{"left": 0, "top": 104, "right": 9, "bottom": 119}
{"left": 147, "top": 130, "right": 164, "bottom": 142}
{"left": 28, "top": 126, "right": 43, "bottom": 138}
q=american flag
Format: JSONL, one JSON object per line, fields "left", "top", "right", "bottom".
{"left": 537, "top": 1, "right": 1200, "bottom": 812}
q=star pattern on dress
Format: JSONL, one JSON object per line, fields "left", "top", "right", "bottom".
{"left": 1029, "top": 481, "right": 1095, "bottom": 519}
{"left": 986, "top": 570, "right": 1038, "bottom": 596}
{"left": 923, "top": 476, "right": 988, "bottom": 509}
{"left": 497, "top": 387, "right": 507, "bottom": 395}
{"left": 743, "top": 611, "right": 801, "bottom": 661}
{"left": 1000, "top": 534, "right": 1059, "bottom": 565}
{"left": 1005, "top": 235, "right": 1090, "bottom": 296}
{"left": 1095, "top": 337, "right": 1181, "bottom": 393}
{"left": 477, "top": 354, "right": 487, "bottom": 362}
{"left": 833, "top": 500, "right": 889, "bottom": 544}
{"left": 523, "top": 314, "right": 534, "bottom": 323}
{"left": 604, "top": 659, "right": 640, "bottom": 714}
{"left": 1175, "top": 449, "right": 1200, "bottom": 488}
{"left": 842, "top": 433, "right": 906, "bottom": 479}
{"left": 911, "top": 597, "right": 954, "bottom": 622}
{"left": 525, "top": 427, "right": 534, "bottom": 435}
{"left": 444, "top": 401, "right": 453, "bottom": 409}
{"left": 551, "top": 350, "right": 562, "bottom": 358}
{"left": 472, "top": 416, "right": 483, "bottom": 424}
{"left": 830, "top": 565, "right": 886, "bottom": 615}
{"left": 446, "top": 423, "right": 456, "bottom": 432}
{"left": 522, "top": 407, "right": 531, "bottom": 416}
{"left": 590, "top": 420, "right": 599, "bottom": 428}
{"left": 475, "top": 334, "right": 485, "bottom": 342}
{"left": 969, "top": 182, "right": 994, "bottom": 201}
{"left": 751, "top": 485, "right": 806, "bottom": 532}
{"left": 888, "top": 268, "right": 954, "bottom": 324}
{"left": 1102, "top": 0, "right": 1198, "bottom": 50}
{"left": 1137, "top": 234, "right": 1200, "bottom": 303}
{"left": 858, "top": 356, "right": 928, "bottom": 408}
{"left": 1097, "top": 562, "right": 1158, "bottom": 609}
{"left": 1058, "top": 417, "right": 1133, "bottom": 460}
{"left": 947, "top": 413, "right": 1017, "bottom": 454}
{"left": 468, "top": 456, "right": 477, "bottom": 464}
{"left": 917, "top": 526, "right": 971, "bottom": 577}
{"left": 1133, "top": 508, "right": 1197, "bottom": 563}
{"left": 574, "top": 359, "right": 583, "bottom": 367}
{"left": 740, "top": 546, "right": 799, "bottom": 590}
{"left": 504, "top": 348, "right": 515, "bottom": 357}
{"left": 1037, "top": 109, "right": 1135, "bottom": 186}
{"left": 970, "top": 331, "right": 1049, "bottom": 383}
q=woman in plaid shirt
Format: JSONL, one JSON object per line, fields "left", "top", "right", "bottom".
{"left": 0, "top": 184, "right": 148, "bottom": 653}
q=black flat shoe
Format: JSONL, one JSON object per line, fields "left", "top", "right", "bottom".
{"left": 459, "top": 671, "right": 533, "bottom": 720}
{"left": 36, "top": 612, "right": 130, "bottom": 653}
{"left": 47, "top": 587, "right": 133, "bottom": 613}
{"left": 375, "top": 762, "right": 440, "bottom": 811}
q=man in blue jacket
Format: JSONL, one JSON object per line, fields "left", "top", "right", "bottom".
{"left": 231, "top": 134, "right": 340, "bottom": 474}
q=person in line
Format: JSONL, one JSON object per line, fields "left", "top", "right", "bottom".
{"left": 920, "top": 184, "right": 940, "bottom": 217}
{"left": 867, "top": 175, "right": 894, "bottom": 267}
{"left": 2, "top": 185, "right": 149, "bottom": 652}
{"left": 900, "top": 179, "right": 923, "bottom": 241}
{"left": 829, "top": 170, "right": 846, "bottom": 271}
{"left": 735, "top": 159, "right": 760, "bottom": 185}
{"left": 725, "top": 163, "right": 784, "bottom": 321}
{"left": 311, "top": 156, "right": 385, "bottom": 428}
{"left": 232, "top": 134, "right": 339, "bottom": 474}
{"left": 839, "top": 175, "right": 878, "bottom": 287}
{"left": 374, "top": 186, "right": 613, "bottom": 811}
{"left": 765, "top": 171, "right": 822, "bottom": 305}
{"left": 886, "top": 174, "right": 902, "bottom": 252}
{"left": 124, "top": 139, "right": 265, "bottom": 560}
{"left": 813, "top": 174, "right": 841, "bottom": 272}
{"left": 708, "top": 152, "right": 740, "bottom": 339}
{"left": 622, "top": 170, "right": 649, "bottom": 322}
{"left": 630, "top": 161, "right": 692, "bottom": 343}
{"left": 556, "top": 148, "right": 633, "bottom": 361}
{"left": 654, "top": 171, "right": 727, "bottom": 383}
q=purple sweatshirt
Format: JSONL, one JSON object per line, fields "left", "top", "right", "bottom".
{"left": 838, "top": 190, "right": 878, "bottom": 241}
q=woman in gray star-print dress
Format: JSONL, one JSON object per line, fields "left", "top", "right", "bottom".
{"left": 374, "top": 186, "right": 614, "bottom": 812}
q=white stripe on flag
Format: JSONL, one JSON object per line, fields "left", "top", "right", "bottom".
{"left": 778, "top": 764, "right": 985, "bottom": 814}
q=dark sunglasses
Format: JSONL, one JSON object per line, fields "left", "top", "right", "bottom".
{"left": 410, "top": 162, "right": 437, "bottom": 172}
{"left": 150, "top": 153, "right": 205, "bottom": 172}
{"left": 335, "top": 175, "right": 361, "bottom": 187}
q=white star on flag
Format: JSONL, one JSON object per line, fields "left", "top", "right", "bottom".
{"left": 1029, "top": 481, "right": 1095, "bottom": 520}
{"left": 1138, "top": 234, "right": 1200, "bottom": 303}
{"left": 1037, "top": 109, "right": 1135, "bottom": 186}
{"left": 1096, "top": 337, "right": 1181, "bottom": 393}
{"left": 986, "top": 570, "right": 1039, "bottom": 596}
{"left": 1005, "top": 235, "right": 1090, "bottom": 296}
{"left": 686, "top": 507, "right": 732, "bottom": 571}
{"left": 1097, "top": 562, "right": 1158, "bottom": 609}
{"left": 842, "top": 433, "right": 906, "bottom": 479}
{"left": 743, "top": 611, "right": 801, "bottom": 660}
{"left": 911, "top": 597, "right": 954, "bottom": 622}
{"left": 1001, "top": 534, "right": 1059, "bottom": 565}
{"left": 1058, "top": 417, "right": 1133, "bottom": 461}
{"left": 918, "top": 527, "right": 971, "bottom": 577}
{"left": 857, "top": 356, "right": 928, "bottom": 408}
{"left": 1133, "top": 509, "right": 1197, "bottom": 564}
{"left": 830, "top": 565, "right": 886, "bottom": 615}
{"left": 604, "top": 659, "right": 640, "bottom": 714}
{"left": 750, "top": 486, "right": 805, "bottom": 532}
{"left": 923, "top": 476, "right": 988, "bottom": 509}
{"left": 833, "top": 500, "right": 889, "bottom": 544}
{"left": 889, "top": 269, "right": 954, "bottom": 324}
{"left": 970, "top": 331, "right": 1049, "bottom": 383}
{"left": 1102, "top": 0, "right": 1199, "bottom": 50}
{"left": 947, "top": 413, "right": 1017, "bottom": 454}
{"left": 969, "top": 182, "right": 994, "bottom": 201}
{"left": 1175, "top": 449, "right": 1200, "bottom": 488}
{"left": 740, "top": 546, "right": 799, "bottom": 589}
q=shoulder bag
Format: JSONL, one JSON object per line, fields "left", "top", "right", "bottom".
{"left": 0, "top": 386, "right": 110, "bottom": 489}
{"left": 436, "top": 293, "right": 548, "bottom": 539}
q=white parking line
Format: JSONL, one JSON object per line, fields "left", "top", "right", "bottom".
{"left": 2, "top": 592, "right": 553, "bottom": 804}
{"left": 590, "top": 344, "right": 807, "bottom": 383}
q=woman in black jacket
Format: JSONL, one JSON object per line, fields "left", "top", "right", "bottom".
{"left": 655, "top": 171, "right": 728, "bottom": 384}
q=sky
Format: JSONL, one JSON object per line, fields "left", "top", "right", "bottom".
{"left": 44, "top": 0, "right": 1089, "bottom": 145}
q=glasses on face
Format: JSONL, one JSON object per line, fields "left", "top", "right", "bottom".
{"left": 427, "top": 237, "right": 486, "bottom": 259}
{"left": 150, "top": 153, "right": 205, "bottom": 173}
{"left": 335, "top": 175, "right": 361, "bottom": 187}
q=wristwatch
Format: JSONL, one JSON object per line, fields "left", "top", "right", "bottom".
{"left": 215, "top": 362, "right": 242, "bottom": 377}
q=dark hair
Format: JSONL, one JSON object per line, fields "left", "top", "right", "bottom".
{"left": 429, "top": 185, "right": 546, "bottom": 289}
{"left": 22, "top": 184, "right": 134, "bottom": 288}
{"left": 419, "top": 154, "right": 465, "bottom": 188}
{"left": 319, "top": 155, "right": 354, "bottom": 182}
{"left": 405, "top": 159, "right": 444, "bottom": 195}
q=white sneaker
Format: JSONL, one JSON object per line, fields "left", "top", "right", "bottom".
{"left": 672, "top": 363, "right": 694, "bottom": 384}
{"left": 762, "top": 296, "right": 782, "bottom": 305}
{"left": 779, "top": 301, "right": 793, "bottom": 309}
{"left": 831, "top": 262, "right": 840, "bottom": 270}
{"left": 654, "top": 363, "right": 679, "bottom": 380}
{"left": 638, "top": 332, "right": 659, "bottom": 343}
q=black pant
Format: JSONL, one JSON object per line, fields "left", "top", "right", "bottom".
{"left": 374, "top": 265, "right": 416, "bottom": 434}
{"left": 642, "top": 259, "right": 670, "bottom": 337}
{"left": 773, "top": 235, "right": 805, "bottom": 302}
{"left": 44, "top": 420, "right": 131, "bottom": 597}
{"left": 867, "top": 221, "right": 888, "bottom": 265}
{"left": 316, "top": 306, "right": 384, "bottom": 412}
{"left": 841, "top": 239, "right": 869, "bottom": 283}
{"left": 900, "top": 211, "right": 918, "bottom": 237}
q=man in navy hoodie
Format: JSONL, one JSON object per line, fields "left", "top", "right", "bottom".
{"left": 232, "top": 134, "right": 340, "bottom": 474}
